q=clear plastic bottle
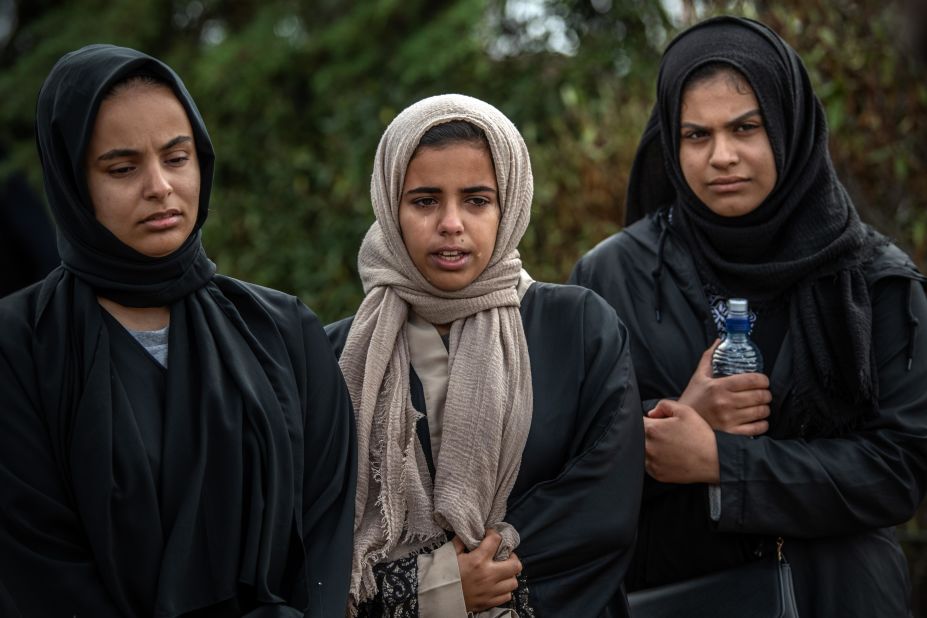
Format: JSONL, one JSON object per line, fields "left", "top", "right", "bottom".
{"left": 711, "top": 298, "right": 764, "bottom": 376}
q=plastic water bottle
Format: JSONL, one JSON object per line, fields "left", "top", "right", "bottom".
{"left": 712, "top": 298, "right": 764, "bottom": 376}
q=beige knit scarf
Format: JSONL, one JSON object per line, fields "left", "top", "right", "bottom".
{"left": 339, "top": 94, "right": 534, "bottom": 608}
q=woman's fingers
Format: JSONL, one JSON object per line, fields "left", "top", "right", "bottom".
{"left": 458, "top": 541, "right": 521, "bottom": 612}
{"left": 697, "top": 342, "right": 719, "bottom": 377}
{"left": 479, "top": 592, "right": 514, "bottom": 610}
{"left": 496, "top": 552, "right": 521, "bottom": 578}
{"left": 717, "top": 402, "right": 770, "bottom": 431}
{"left": 472, "top": 528, "right": 503, "bottom": 559}
{"left": 718, "top": 372, "right": 770, "bottom": 391}
{"left": 726, "top": 419, "right": 770, "bottom": 437}
{"left": 511, "top": 552, "right": 522, "bottom": 575}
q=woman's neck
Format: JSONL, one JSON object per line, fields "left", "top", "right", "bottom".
{"left": 434, "top": 322, "right": 451, "bottom": 336}
{"left": 97, "top": 296, "right": 170, "bottom": 331}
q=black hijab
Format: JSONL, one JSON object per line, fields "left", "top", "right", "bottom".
{"left": 32, "top": 45, "right": 307, "bottom": 615}
{"left": 37, "top": 44, "right": 216, "bottom": 306}
{"left": 626, "top": 17, "right": 884, "bottom": 436}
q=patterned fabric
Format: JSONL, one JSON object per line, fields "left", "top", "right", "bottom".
{"left": 355, "top": 544, "right": 537, "bottom": 618}
{"left": 356, "top": 553, "right": 420, "bottom": 617}
{"left": 507, "top": 571, "right": 535, "bottom": 618}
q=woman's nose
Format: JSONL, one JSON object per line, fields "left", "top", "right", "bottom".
{"left": 709, "top": 134, "right": 739, "bottom": 168}
{"left": 142, "top": 162, "right": 172, "bottom": 200}
{"left": 438, "top": 202, "right": 464, "bottom": 235}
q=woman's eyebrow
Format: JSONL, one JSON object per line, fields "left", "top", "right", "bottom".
{"left": 725, "top": 108, "right": 762, "bottom": 128}
{"left": 405, "top": 186, "right": 442, "bottom": 195}
{"left": 460, "top": 185, "right": 496, "bottom": 193}
{"left": 680, "top": 121, "right": 706, "bottom": 131}
{"left": 97, "top": 147, "right": 138, "bottom": 161}
{"left": 96, "top": 135, "right": 192, "bottom": 161}
{"left": 680, "top": 109, "right": 762, "bottom": 132}
{"left": 160, "top": 135, "right": 193, "bottom": 150}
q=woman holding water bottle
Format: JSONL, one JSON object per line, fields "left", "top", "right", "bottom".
{"left": 570, "top": 16, "right": 927, "bottom": 616}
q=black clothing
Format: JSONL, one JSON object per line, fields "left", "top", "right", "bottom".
{"left": 327, "top": 282, "right": 645, "bottom": 617}
{"left": 629, "top": 17, "right": 883, "bottom": 435}
{"left": 570, "top": 214, "right": 927, "bottom": 616}
{"left": 35, "top": 44, "right": 215, "bottom": 307}
{"left": 0, "top": 44, "right": 356, "bottom": 617}
{"left": 0, "top": 279, "right": 356, "bottom": 618}
{"left": 577, "top": 18, "right": 927, "bottom": 609}
{"left": 0, "top": 161, "right": 58, "bottom": 297}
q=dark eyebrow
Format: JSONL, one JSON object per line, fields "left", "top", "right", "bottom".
{"left": 405, "top": 185, "right": 497, "bottom": 196}
{"left": 97, "top": 148, "right": 138, "bottom": 161}
{"left": 725, "top": 109, "right": 762, "bottom": 128}
{"left": 161, "top": 135, "right": 193, "bottom": 150}
{"left": 95, "top": 135, "right": 192, "bottom": 162}
{"left": 405, "top": 186, "right": 442, "bottom": 195}
{"left": 680, "top": 109, "right": 762, "bottom": 132}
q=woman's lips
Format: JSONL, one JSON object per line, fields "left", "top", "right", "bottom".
{"left": 429, "top": 249, "right": 471, "bottom": 270}
{"left": 708, "top": 177, "right": 749, "bottom": 193}
{"left": 141, "top": 210, "right": 183, "bottom": 231}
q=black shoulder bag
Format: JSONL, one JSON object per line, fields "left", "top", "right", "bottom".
{"left": 628, "top": 538, "right": 799, "bottom": 618}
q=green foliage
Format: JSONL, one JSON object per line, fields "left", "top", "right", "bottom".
{"left": 0, "top": 0, "right": 670, "bottom": 322}
{"left": 2, "top": 0, "right": 924, "bottom": 321}
{"left": 2, "top": 0, "right": 926, "bottom": 610}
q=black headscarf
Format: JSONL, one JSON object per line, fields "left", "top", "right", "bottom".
{"left": 626, "top": 17, "right": 884, "bottom": 435}
{"left": 32, "top": 45, "right": 307, "bottom": 615}
{"left": 36, "top": 44, "right": 216, "bottom": 305}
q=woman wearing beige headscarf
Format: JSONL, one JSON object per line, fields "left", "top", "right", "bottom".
{"left": 327, "top": 94, "right": 643, "bottom": 617}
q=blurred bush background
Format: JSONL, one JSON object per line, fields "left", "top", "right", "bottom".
{"left": 2, "top": 0, "right": 926, "bottom": 611}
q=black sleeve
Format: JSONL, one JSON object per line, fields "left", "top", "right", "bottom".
{"left": 0, "top": 329, "right": 123, "bottom": 616}
{"left": 570, "top": 243, "right": 677, "bottom": 413}
{"left": 506, "top": 291, "right": 644, "bottom": 615}
{"left": 716, "top": 278, "right": 927, "bottom": 537}
{"left": 297, "top": 305, "right": 358, "bottom": 617}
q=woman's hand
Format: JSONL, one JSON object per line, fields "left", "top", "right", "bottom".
{"left": 644, "top": 400, "right": 720, "bottom": 483}
{"left": 678, "top": 340, "right": 771, "bottom": 436}
{"left": 454, "top": 529, "right": 521, "bottom": 612}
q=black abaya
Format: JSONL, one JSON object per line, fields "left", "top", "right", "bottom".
{"left": 0, "top": 277, "right": 356, "bottom": 617}
{"left": 328, "top": 282, "right": 644, "bottom": 617}
{"left": 0, "top": 43, "right": 356, "bottom": 618}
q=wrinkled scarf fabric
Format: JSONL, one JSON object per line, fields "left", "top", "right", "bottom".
{"left": 33, "top": 45, "right": 303, "bottom": 615}
{"left": 339, "top": 94, "right": 534, "bottom": 606}
{"left": 626, "top": 16, "right": 884, "bottom": 435}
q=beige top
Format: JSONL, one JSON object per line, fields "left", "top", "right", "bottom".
{"left": 408, "top": 271, "right": 534, "bottom": 617}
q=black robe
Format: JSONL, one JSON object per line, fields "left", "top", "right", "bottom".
{"left": 327, "top": 282, "right": 645, "bottom": 617}
{"left": 570, "top": 214, "right": 927, "bottom": 616}
{"left": 4, "top": 43, "right": 357, "bottom": 618}
{"left": 0, "top": 277, "right": 356, "bottom": 617}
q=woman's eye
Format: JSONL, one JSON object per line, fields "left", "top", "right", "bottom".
{"left": 166, "top": 154, "right": 190, "bottom": 166}
{"left": 108, "top": 165, "right": 134, "bottom": 177}
{"left": 469, "top": 196, "right": 491, "bottom": 207}
{"left": 412, "top": 197, "right": 437, "bottom": 208}
{"left": 737, "top": 122, "right": 761, "bottom": 133}
{"left": 683, "top": 130, "right": 706, "bottom": 140}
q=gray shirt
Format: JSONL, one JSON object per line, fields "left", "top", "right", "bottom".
{"left": 128, "top": 325, "right": 169, "bottom": 367}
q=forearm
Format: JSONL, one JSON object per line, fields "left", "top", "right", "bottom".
{"left": 716, "top": 429, "right": 926, "bottom": 536}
